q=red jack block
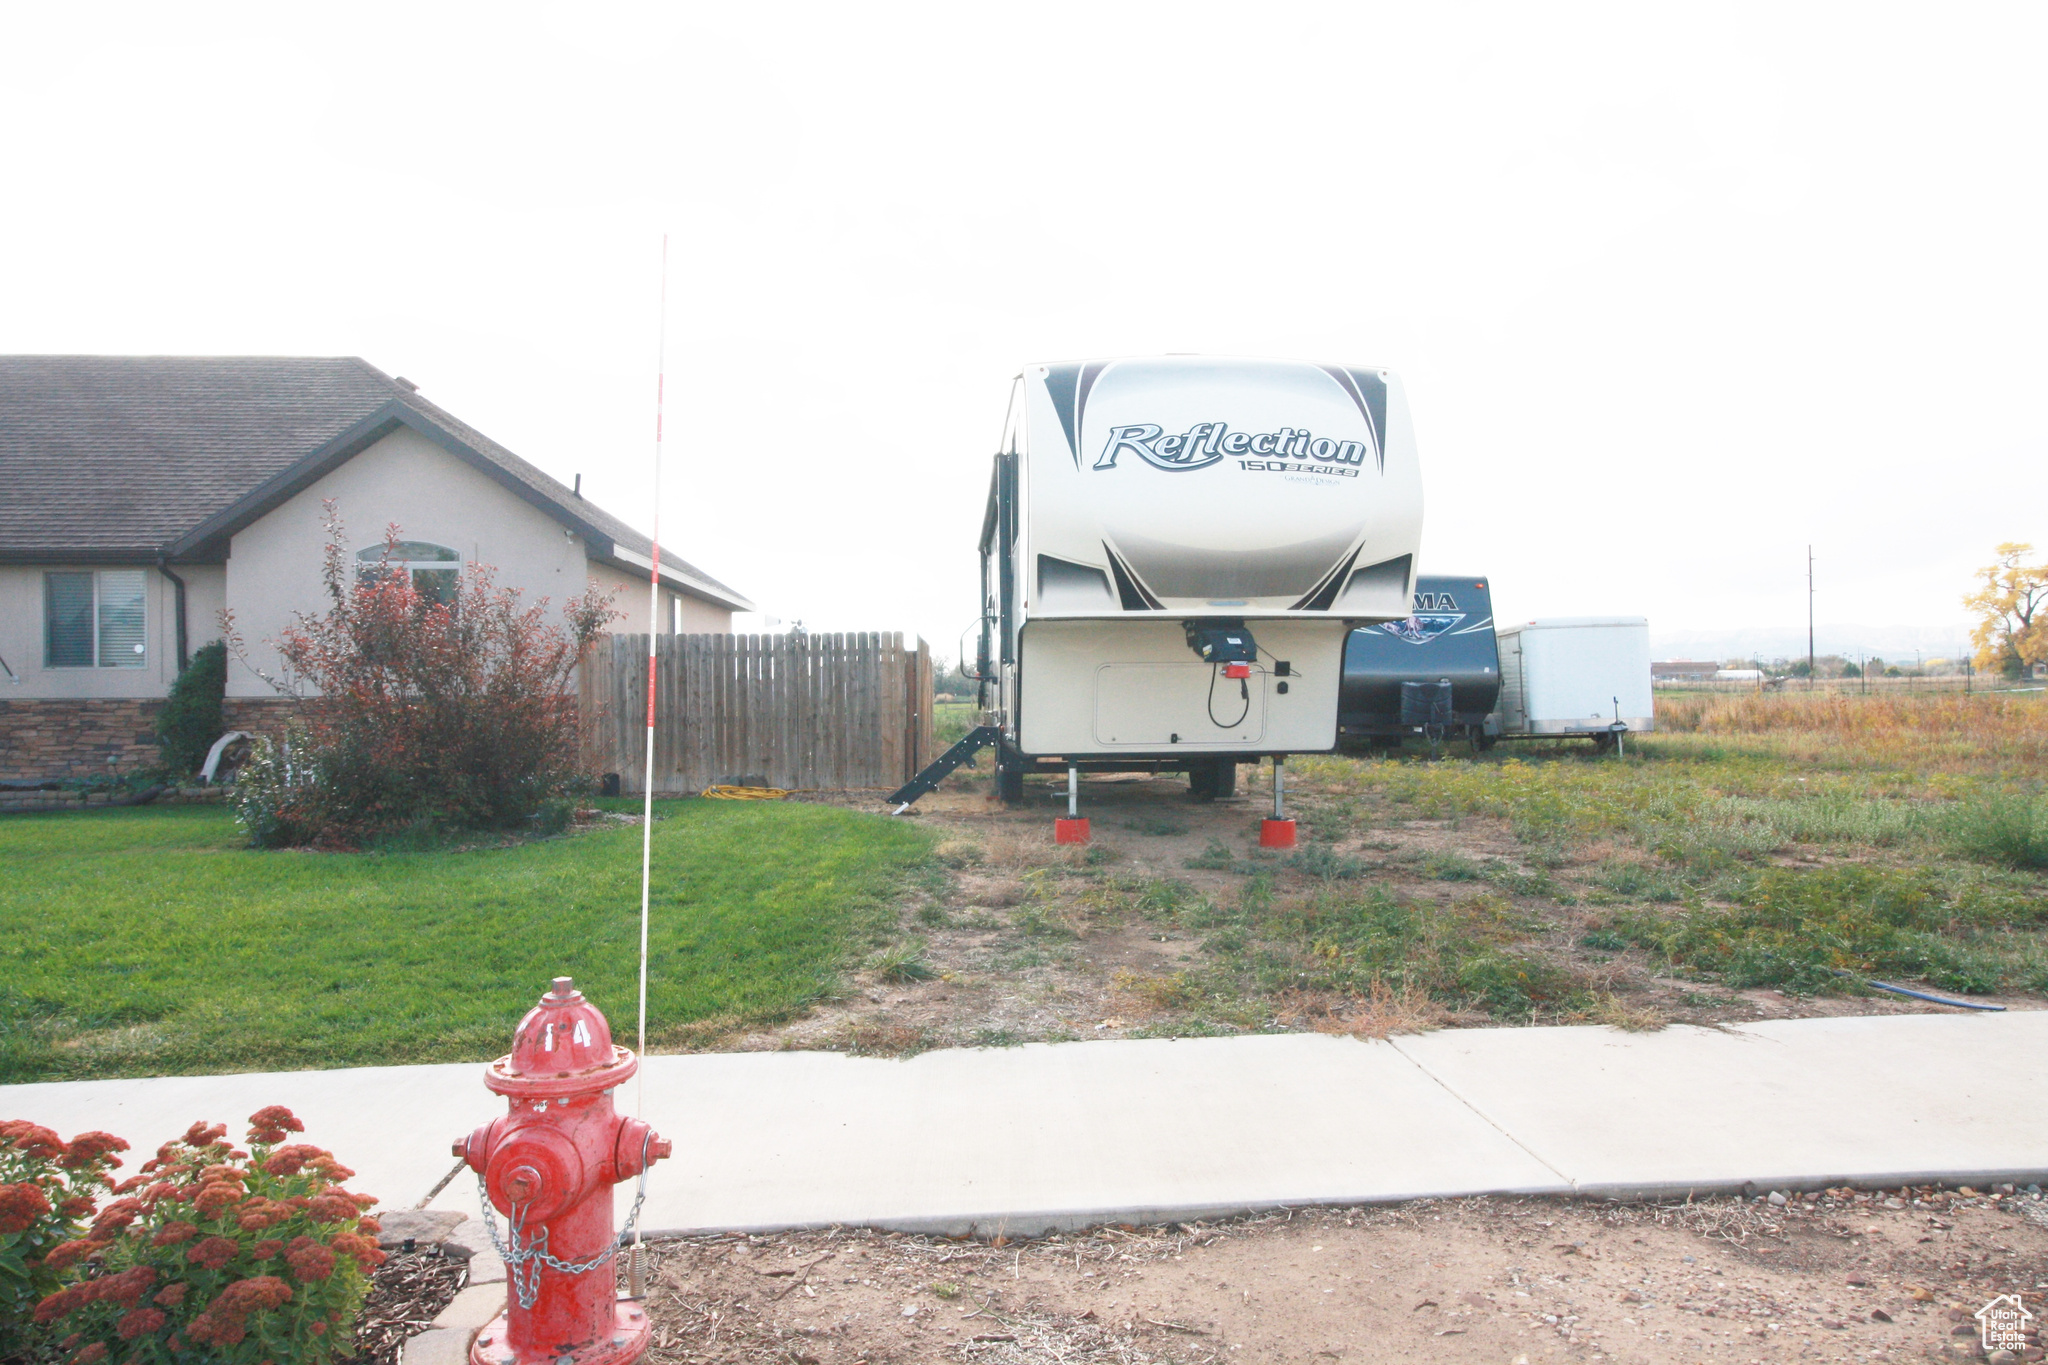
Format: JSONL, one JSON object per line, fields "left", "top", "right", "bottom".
{"left": 1054, "top": 817, "right": 1092, "bottom": 844}
{"left": 1259, "top": 818, "right": 1297, "bottom": 849}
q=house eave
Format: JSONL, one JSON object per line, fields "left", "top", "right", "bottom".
{"left": 0, "top": 547, "right": 222, "bottom": 566}
{"left": 603, "top": 544, "right": 757, "bottom": 613}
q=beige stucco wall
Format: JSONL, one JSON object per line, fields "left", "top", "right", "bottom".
{"left": 583, "top": 567, "right": 733, "bottom": 635}
{"left": 224, "top": 427, "right": 597, "bottom": 697}
{"left": 0, "top": 562, "right": 227, "bottom": 699}
{"left": 672, "top": 590, "right": 731, "bottom": 632}
{"left": 6, "top": 429, "right": 734, "bottom": 704}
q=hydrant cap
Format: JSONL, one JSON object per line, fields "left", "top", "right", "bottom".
{"left": 486, "top": 975, "right": 638, "bottom": 1097}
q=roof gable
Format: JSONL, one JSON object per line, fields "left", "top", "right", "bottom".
{"left": 0, "top": 356, "right": 752, "bottom": 610}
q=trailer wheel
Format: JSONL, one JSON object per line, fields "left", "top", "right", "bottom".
{"left": 1470, "top": 728, "right": 1497, "bottom": 754}
{"left": 1186, "top": 759, "right": 1236, "bottom": 801}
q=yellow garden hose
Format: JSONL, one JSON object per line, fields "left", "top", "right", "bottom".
{"left": 699, "top": 784, "right": 794, "bottom": 800}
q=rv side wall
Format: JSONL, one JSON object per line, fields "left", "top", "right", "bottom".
{"left": 1016, "top": 619, "right": 1346, "bottom": 756}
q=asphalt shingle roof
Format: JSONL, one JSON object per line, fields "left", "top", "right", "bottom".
{"left": 0, "top": 356, "right": 749, "bottom": 608}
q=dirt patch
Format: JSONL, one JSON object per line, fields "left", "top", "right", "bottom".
{"left": 637, "top": 1187, "right": 2048, "bottom": 1363}
{"left": 717, "top": 762, "right": 2040, "bottom": 1057}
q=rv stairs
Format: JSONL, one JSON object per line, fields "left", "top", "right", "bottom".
{"left": 889, "top": 725, "right": 1000, "bottom": 812}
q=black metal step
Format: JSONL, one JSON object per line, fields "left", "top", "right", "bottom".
{"left": 888, "top": 725, "right": 1001, "bottom": 810}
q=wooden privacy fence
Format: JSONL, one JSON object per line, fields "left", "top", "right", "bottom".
{"left": 579, "top": 632, "right": 935, "bottom": 794}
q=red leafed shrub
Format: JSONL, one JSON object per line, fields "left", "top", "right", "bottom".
{"left": 31, "top": 1107, "right": 384, "bottom": 1365}
{"left": 226, "top": 502, "right": 618, "bottom": 848}
{"left": 0, "top": 1121, "right": 128, "bottom": 1358}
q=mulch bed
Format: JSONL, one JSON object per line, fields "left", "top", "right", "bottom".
{"left": 338, "top": 1247, "right": 467, "bottom": 1365}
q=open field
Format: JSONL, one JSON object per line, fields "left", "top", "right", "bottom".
{"left": 0, "top": 801, "right": 931, "bottom": 1082}
{"left": 634, "top": 1187, "right": 2048, "bottom": 1364}
{"left": 737, "top": 691, "right": 2048, "bottom": 1055}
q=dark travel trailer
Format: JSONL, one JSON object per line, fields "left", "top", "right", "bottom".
{"left": 1338, "top": 574, "right": 1500, "bottom": 749}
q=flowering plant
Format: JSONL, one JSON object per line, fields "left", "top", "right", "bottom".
{"left": 33, "top": 1107, "right": 384, "bottom": 1365}
{"left": 224, "top": 502, "right": 618, "bottom": 848}
{"left": 0, "top": 1121, "right": 128, "bottom": 1358}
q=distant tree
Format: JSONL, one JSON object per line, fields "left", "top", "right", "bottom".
{"left": 932, "top": 655, "right": 975, "bottom": 697}
{"left": 1965, "top": 543, "right": 2048, "bottom": 678}
{"left": 1839, "top": 661, "right": 1862, "bottom": 678}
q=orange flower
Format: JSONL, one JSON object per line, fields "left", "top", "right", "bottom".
{"left": 307, "top": 1193, "right": 359, "bottom": 1223}
{"left": 247, "top": 1106, "right": 304, "bottom": 1144}
{"left": 0, "top": 1181, "right": 53, "bottom": 1234}
{"left": 41, "top": 1239, "right": 104, "bottom": 1273}
{"left": 186, "top": 1236, "right": 237, "bottom": 1270}
{"left": 262, "top": 1144, "right": 326, "bottom": 1177}
{"left": 100, "top": 1266, "right": 157, "bottom": 1305}
{"left": 117, "top": 1306, "right": 168, "bottom": 1339}
{"left": 59, "top": 1131, "right": 128, "bottom": 1169}
{"left": 87, "top": 1198, "right": 143, "bottom": 1237}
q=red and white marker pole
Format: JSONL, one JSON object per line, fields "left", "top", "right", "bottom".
{"left": 628, "top": 234, "right": 669, "bottom": 1297}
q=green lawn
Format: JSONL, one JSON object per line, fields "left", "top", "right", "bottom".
{"left": 0, "top": 801, "right": 932, "bottom": 1082}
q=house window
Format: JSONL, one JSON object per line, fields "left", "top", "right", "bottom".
{"left": 356, "top": 541, "right": 461, "bottom": 606}
{"left": 44, "top": 570, "right": 147, "bottom": 668}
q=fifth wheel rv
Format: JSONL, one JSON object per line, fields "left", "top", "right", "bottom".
{"left": 1338, "top": 574, "right": 1501, "bottom": 750}
{"left": 891, "top": 355, "right": 1425, "bottom": 811}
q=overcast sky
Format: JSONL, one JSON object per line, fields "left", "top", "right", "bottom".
{"left": 4, "top": 3, "right": 2042, "bottom": 657}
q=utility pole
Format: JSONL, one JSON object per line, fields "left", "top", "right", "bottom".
{"left": 1807, "top": 545, "right": 1816, "bottom": 690}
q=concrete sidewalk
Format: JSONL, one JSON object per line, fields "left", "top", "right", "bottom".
{"left": 3, "top": 1012, "right": 2042, "bottom": 1237}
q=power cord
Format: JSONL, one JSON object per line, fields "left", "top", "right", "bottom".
{"left": 1207, "top": 663, "right": 1252, "bottom": 728}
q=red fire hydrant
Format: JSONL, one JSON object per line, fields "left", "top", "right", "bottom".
{"left": 455, "top": 977, "right": 670, "bottom": 1365}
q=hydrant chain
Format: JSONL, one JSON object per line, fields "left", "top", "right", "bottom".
{"left": 476, "top": 1169, "right": 650, "bottom": 1310}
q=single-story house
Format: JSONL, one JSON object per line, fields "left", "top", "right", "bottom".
{"left": 0, "top": 356, "right": 752, "bottom": 781}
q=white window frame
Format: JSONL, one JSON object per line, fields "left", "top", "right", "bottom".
{"left": 42, "top": 569, "right": 148, "bottom": 669}
{"left": 354, "top": 541, "right": 462, "bottom": 604}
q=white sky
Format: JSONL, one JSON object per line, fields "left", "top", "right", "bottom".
{"left": 4, "top": 3, "right": 2042, "bottom": 657}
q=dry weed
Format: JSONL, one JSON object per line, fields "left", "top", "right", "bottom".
{"left": 1580, "top": 992, "right": 1669, "bottom": 1032}
{"left": 1110, "top": 969, "right": 1200, "bottom": 1015}
{"left": 978, "top": 830, "right": 1072, "bottom": 871}
{"left": 1656, "top": 690, "right": 2048, "bottom": 773}
{"left": 837, "top": 1022, "right": 932, "bottom": 1057}
{"left": 1272, "top": 980, "right": 1447, "bottom": 1039}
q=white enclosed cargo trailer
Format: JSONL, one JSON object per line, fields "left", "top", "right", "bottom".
{"left": 892, "top": 355, "right": 1425, "bottom": 806}
{"left": 1493, "top": 617, "right": 1655, "bottom": 748}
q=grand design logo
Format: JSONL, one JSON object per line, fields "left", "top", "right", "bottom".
{"left": 1096, "top": 423, "right": 1372, "bottom": 473}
